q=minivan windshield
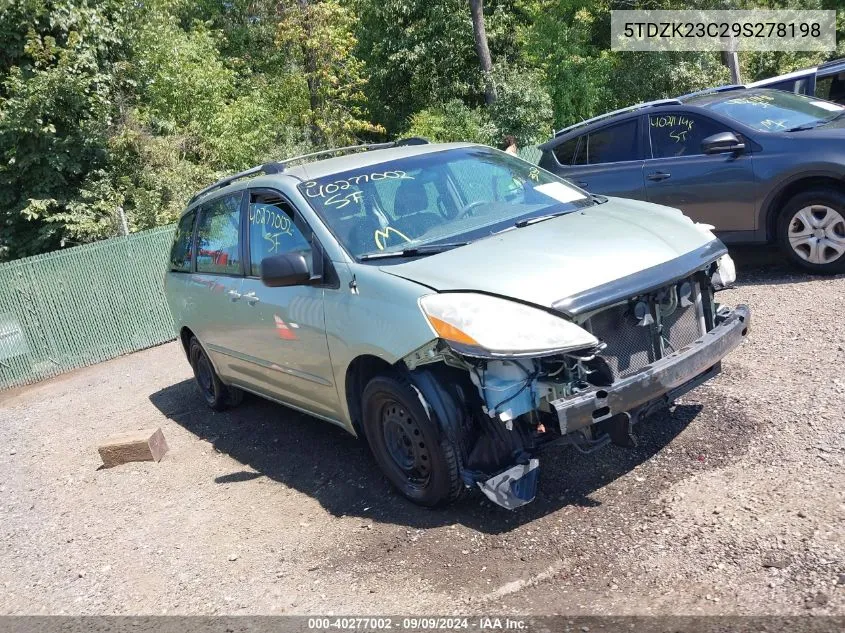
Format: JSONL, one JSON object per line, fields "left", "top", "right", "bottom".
{"left": 297, "top": 147, "right": 592, "bottom": 260}
{"left": 699, "top": 89, "right": 844, "bottom": 132}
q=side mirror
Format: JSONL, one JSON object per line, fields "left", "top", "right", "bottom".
{"left": 260, "top": 252, "right": 311, "bottom": 287}
{"left": 701, "top": 132, "right": 745, "bottom": 155}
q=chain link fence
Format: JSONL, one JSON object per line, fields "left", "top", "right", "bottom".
{"left": 0, "top": 226, "right": 177, "bottom": 391}
{"left": 517, "top": 145, "right": 542, "bottom": 165}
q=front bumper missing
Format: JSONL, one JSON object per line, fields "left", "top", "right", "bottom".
{"left": 552, "top": 304, "right": 750, "bottom": 435}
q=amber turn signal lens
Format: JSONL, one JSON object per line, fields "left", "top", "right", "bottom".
{"left": 426, "top": 315, "right": 480, "bottom": 347}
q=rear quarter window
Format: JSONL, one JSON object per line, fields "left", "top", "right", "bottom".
{"left": 552, "top": 136, "right": 579, "bottom": 166}
{"left": 170, "top": 211, "right": 196, "bottom": 272}
{"left": 196, "top": 193, "right": 244, "bottom": 275}
{"left": 585, "top": 119, "right": 639, "bottom": 164}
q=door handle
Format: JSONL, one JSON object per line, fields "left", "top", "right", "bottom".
{"left": 227, "top": 289, "right": 242, "bottom": 302}
{"left": 243, "top": 291, "right": 260, "bottom": 305}
{"left": 647, "top": 171, "right": 671, "bottom": 182}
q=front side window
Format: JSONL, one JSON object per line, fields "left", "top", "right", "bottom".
{"left": 298, "top": 147, "right": 592, "bottom": 259}
{"left": 195, "top": 193, "right": 244, "bottom": 275}
{"left": 649, "top": 113, "right": 727, "bottom": 158}
{"left": 170, "top": 210, "right": 196, "bottom": 272}
{"left": 585, "top": 119, "right": 639, "bottom": 164}
{"left": 700, "top": 89, "right": 844, "bottom": 132}
{"left": 248, "top": 197, "right": 312, "bottom": 276}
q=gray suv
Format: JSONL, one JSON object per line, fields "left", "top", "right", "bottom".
{"left": 539, "top": 87, "right": 845, "bottom": 273}
{"left": 749, "top": 57, "right": 845, "bottom": 105}
{"left": 165, "top": 141, "right": 748, "bottom": 509}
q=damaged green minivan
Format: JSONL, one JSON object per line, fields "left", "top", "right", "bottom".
{"left": 164, "top": 140, "right": 750, "bottom": 509}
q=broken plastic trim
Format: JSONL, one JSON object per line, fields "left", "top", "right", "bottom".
{"left": 474, "top": 459, "right": 540, "bottom": 509}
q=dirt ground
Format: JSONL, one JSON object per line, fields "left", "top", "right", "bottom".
{"left": 1, "top": 247, "right": 842, "bottom": 616}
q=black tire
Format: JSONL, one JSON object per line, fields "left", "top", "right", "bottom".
{"left": 362, "top": 373, "right": 464, "bottom": 507}
{"left": 777, "top": 188, "right": 845, "bottom": 275}
{"left": 188, "top": 337, "right": 241, "bottom": 411}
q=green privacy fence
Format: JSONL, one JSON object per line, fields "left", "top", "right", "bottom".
{"left": 0, "top": 225, "right": 177, "bottom": 391}
{"left": 517, "top": 145, "right": 542, "bottom": 165}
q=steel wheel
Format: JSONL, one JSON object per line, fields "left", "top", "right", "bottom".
{"left": 380, "top": 400, "right": 431, "bottom": 490}
{"left": 195, "top": 352, "right": 215, "bottom": 402}
{"left": 361, "top": 373, "right": 465, "bottom": 507}
{"left": 188, "top": 336, "right": 239, "bottom": 411}
{"left": 788, "top": 205, "right": 845, "bottom": 265}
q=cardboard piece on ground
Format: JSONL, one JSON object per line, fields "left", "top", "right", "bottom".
{"left": 98, "top": 427, "right": 168, "bottom": 468}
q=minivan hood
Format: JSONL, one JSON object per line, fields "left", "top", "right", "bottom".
{"left": 382, "top": 198, "right": 724, "bottom": 314}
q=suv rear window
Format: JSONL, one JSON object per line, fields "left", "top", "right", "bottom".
{"left": 170, "top": 211, "right": 196, "bottom": 272}
{"left": 552, "top": 136, "right": 579, "bottom": 166}
{"left": 584, "top": 119, "right": 639, "bottom": 164}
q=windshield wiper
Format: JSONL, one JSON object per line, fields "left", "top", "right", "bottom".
{"left": 513, "top": 209, "right": 576, "bottom": 229}
{"left": 358, "top": 242, "right": 468, "bottom": 261}
{"left": 785, "top": 118, "right": 832, "bottom": 132}
{"left": 785, "top": 123, "right": 820, "bottom": 132}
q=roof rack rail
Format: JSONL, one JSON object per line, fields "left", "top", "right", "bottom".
{"left": 275, "top": 137, "right": 429, "bottom": 168}
{"left": 819, "top": 57, "right": 845, "bottom": 70}
{"left": 188, "top": 137, "right": 429, "bottom": 205}
{"left": 188, "top": 163, "right": 285, "bottom": 205}
{"left": 677, "top": 84, "right": 746, "bottom": 100}
{"left": 552, "top": 99, "right": 681, "bottom": 138}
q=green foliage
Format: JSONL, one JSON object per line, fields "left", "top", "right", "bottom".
{"left": 521, "top": 2, "right": 731, "bottom": 129}
{"left": 276, "top": 0, "right": 383, "bottom": 145}
{"left": 0, "top": 0, "right": 129, "bottom": 258}
{"left": 488, "top": 64, "right": 554, "bottom": 145}
{"left": 132, "top": 13, "right": 234, "bottom": 131}
{"left": 405, "top": 99, "right": 496, "bottom": 144}
{"left": 1, "top": 0, "right": 842, "bottom": 260}
{"left": 354, "top": 0, "right": 524, "bottom": 132}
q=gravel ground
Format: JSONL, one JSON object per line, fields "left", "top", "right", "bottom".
{"left": 0, "top": 246, "right": 842, "bottom": 616}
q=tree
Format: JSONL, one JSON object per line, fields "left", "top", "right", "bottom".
{"left": 469, "top": 0, "right": 496, "bottom": 104}
{"left": 353, "top": 0, "right": 523, "bottom": 132}
{"left": 276, "top": 0, "right": 383, "bottom": 145}
{"left": 0, "top": 0, "right": 131, "bottom": 258}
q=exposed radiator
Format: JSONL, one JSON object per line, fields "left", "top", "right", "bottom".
{"left": 585, "top": 279, "right": 706, "bottom": 380}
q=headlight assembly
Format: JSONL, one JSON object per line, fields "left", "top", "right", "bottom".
{"left": 419, "top": 293, "right": 598, "bottom": 357}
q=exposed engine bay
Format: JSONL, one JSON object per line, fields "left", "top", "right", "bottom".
{"left": 403, "top": 258, "right": 750, "bottom": 509}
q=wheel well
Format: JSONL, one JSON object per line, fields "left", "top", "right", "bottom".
{"left": 345, "top": 354, "right": 394, "bottom": 437}
{"left": 766, "top": 176, "right": 845, "bottom": 240}
{"left": 179, "top": 327, "right": 195, "bottom": 356}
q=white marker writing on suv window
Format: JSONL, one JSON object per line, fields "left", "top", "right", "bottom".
{"left": 303, "top": 171, "right": 414, "bottom": 199}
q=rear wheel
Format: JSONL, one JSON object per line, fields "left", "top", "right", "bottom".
{"left": 188, "top": 337, "right": 242, "bottom": 411}
{"left": 777, "top": 189, "right": 845, "bottom": 274}
{"left": 362, "top": 373, "right": 464, "bottom": 507}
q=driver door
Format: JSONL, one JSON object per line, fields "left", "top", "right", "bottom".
{"left": 235, "top": 189, "right": 340, "bottom": 419}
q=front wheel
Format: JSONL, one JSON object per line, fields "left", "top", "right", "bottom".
{"left": 777, "top": 189, "right": 845, "bottom": 274}
{"left": 362, "top": 373, "right": 464, "bottom": 507}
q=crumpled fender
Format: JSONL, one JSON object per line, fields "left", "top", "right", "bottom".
{"left": 408, "top": 367, "right": 540, "bottom": 509}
